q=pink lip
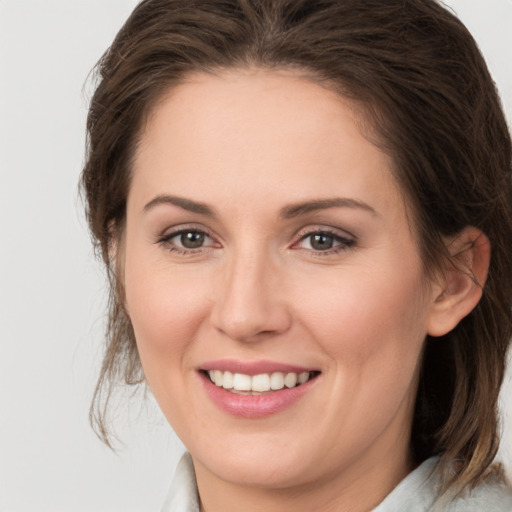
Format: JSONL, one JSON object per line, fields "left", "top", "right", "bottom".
{"left": 200, "top": 359, "right": 313, "bottom": 376}
{"left": 198, "top": 360, "right": 320, "bottom": 419}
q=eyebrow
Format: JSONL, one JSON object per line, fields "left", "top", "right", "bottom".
{"left": 280, "top": 198, "right": 378, "bottom": 218}
{"left": 142, "top": 194, "right": 378, "bottom": 218}
{"left": 143, "top": 195, "right": 216, "bottom": 217}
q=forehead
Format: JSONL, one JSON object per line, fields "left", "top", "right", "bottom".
{"left": 131, "top": 68, "right": 404, "bottom": 220}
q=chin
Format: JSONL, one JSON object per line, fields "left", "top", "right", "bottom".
{"left": 196, "top": 451, "right": 316, "bottom": 489}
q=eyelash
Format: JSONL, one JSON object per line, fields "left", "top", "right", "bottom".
{"left": 293, "top": 229, "right": 356, "bottom": 256}
{"left": 156, "top": 226, "right": 356, "bottom": 257}
{"left": 157, "top": 225, "right": 218, "bottom": 256}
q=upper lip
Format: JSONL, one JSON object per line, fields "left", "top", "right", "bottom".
{"left": 199, "top": 359, "right": 318, "bottom": 376}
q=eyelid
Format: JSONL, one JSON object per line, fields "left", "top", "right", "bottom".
{"left": 155, "top": 223, "right": 355, "bottom": 254}
{"left": 290, "top": 225, "right": 357, "bottom": 254}
{"left": 158, "top": 222, "right": 215, "bottom": 239}
{"left": 156, "top": 223, "right": 221, "bottom": 249}
{"left": 293, "top": 224, "right": 356, "bottom": 243}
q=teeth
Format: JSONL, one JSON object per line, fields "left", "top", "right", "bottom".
{"left": 214, "top": 370, "right": 223, "bottom": 387}
{"left": 252, "top": 373, "right": 271, "bottom": 392}
{"left": 284, "top": 372, "right": 297, "bottom": 388}
{"left": 298, "top": 371, "right": 309, "bottom": 384}
{"left": 270, "top": 372, "right": 284, "bottom": 390}
{"left": 207, "top": 370, "right": 315, "bottom": 392}
{"left": 233, "top": 373, "right": 251, "bottom": 391}
{"left": 222, "top": 371, "right": 234, "bottom": 389}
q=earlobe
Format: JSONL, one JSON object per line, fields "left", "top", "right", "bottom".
{"left": 427, "top": 227, "right": 490, "bottom": 337}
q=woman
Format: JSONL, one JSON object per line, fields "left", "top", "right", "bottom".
{"left": 81, "top": 0, "right": 512, "bottom": 510}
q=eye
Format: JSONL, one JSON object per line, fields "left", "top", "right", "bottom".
{"left": 305, "top": 233, "right": 337, "bottom": 251}
{"left": 176, "top": 230, "right": 207, "bottom": 249}
{"left": 295, "top": 230, "right": 355, "bottom": 254}
{"left": 157, "top": 227, "right": 218, "bottom": 253}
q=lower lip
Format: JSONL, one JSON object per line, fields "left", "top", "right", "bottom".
{"left": 200, "top": 373, "right": 318, "bottom": 418}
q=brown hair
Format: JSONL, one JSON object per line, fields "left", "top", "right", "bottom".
{"left": 81, "top": 0, "right": 512, "bottom": 495}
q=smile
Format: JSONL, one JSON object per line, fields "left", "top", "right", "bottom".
{"left": 206, "top": 370, "right": 316, "bottom": 394}
{"left": 199, "top": 362, "right": 321, "bottom": 418}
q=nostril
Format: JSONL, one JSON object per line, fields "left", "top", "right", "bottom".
{"left": 212, "top": 301, "right": 293, "bottom": 343}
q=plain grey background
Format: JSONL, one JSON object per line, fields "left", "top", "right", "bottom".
{"left": 0, "top": 1, "right": 511, "bottom": 510}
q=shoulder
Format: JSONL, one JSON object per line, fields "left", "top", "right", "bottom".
{"left": 438, "top": 477, "right": 512, "bottom": 512}
{"left": 374, "top": 457, "right": 512, "bottom": 512}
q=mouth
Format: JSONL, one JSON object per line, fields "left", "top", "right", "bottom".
{"left": 198, "top": 360, "right": 321, "bottom": 417}
{"left": 202, "top": 369, "right": 320, "bottom": 395}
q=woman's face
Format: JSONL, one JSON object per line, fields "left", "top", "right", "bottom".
{"left": 124, "top": 69, "right": 440, "bottom": 492}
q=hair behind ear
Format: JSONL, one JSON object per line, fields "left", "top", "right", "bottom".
{"left": 413, "top": 226, "right": 509, "bottom": 494}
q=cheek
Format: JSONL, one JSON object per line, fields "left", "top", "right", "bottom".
{"left": 293, "top": 261, "right": 430, "bottom": 443}
{"left": 123, "top": 246, "right": 211, "bottom": 381}
{"left": 295, "top": 260, "right": 429, "bottom": 372}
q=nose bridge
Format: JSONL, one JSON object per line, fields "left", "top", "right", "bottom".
{"left": 212, "top": 240, "right": 290, "bottom": 341}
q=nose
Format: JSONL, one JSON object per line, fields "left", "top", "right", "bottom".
{"left": 210, "top": 249, "right": 292, "bottom": 342}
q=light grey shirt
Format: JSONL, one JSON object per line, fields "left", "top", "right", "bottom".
{"left": 161, "top": 452, "right": 512, "bottom": 511}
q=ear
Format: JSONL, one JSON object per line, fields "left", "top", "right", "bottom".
{"left": 427, "top": 227, "right": 490, "bottom": 337}
{"left": 107, "top": 221, "right": 129, "bottom": 314}
{"left": 107, "top": 219, "right": 121, "bottom": 265}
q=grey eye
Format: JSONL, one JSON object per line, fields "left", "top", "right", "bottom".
{"left": 296, "top": 230, "right": 354, "bottom": 253}
{"left": 309, "top": 233, "right": 335, "bottom": 250}
{"left": 180, "top": 231, "right": 206, "bottom": 248}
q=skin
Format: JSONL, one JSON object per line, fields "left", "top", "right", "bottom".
{"left": 122, "top": 69, "right": 486, "bottom": 512}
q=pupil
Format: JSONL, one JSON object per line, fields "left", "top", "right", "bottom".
{"left": 181, "top": 231, "right": 205, "bottom": 248}
{"left": 311, "top": 234, "right": 334, "bottom": 250}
